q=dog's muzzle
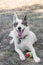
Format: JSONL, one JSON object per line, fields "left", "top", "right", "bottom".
{"left": 17, "top": 28, "right": 25, "bottom": 38}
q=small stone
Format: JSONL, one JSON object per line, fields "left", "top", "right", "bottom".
{"left": 41, "top": 43, "right": 43, "bottom": 44}
{"left": 0, "top": 62, "right": 3, "bottom": 65}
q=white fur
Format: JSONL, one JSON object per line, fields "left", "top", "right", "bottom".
{"left": 9, "top": 13, "right": 41, "bottom": 62}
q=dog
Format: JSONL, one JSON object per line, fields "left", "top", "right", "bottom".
{"left": 9, "top": 13, "right": 41, "bottom": 63}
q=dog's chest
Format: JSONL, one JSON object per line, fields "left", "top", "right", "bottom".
{"left": 17, "top": 31, "right": 37, "bottom": 50}
{"left": 17, "top": 37, "right": 29, "bottom": 50}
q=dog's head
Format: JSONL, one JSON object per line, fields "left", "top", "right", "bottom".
{"left": 13, "top": 14, "right": 29, "bottom": 38}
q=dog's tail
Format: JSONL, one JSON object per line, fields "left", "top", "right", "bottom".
{"left": 9, "top": 30, "right": 14, "bottom": 44}
{"left": 9, "top": 30, "right": 14, "bottom": 37}
{"left": 10, "top": 39, "right": 14, "bottom": 44}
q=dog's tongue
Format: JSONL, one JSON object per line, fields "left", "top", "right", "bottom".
{"left": 18, "top": 31, "right": 22, "bottom": 38}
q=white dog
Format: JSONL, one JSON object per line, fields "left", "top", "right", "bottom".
{"left": 9, "top": 13, "right": 41, "bottom": 63}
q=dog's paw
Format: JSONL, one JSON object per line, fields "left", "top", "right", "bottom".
{"left": 20, "top": 55, "right": 26, "bottom": 61}
{"left": 34, "top": 57, "right": 41, "bottom": 63}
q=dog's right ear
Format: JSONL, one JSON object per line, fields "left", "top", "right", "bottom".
{"left": 23, "top": 15, "right": 27, "bottom": 21}
{"left": 22, "top": 15, "right": 28, "bottom": 26}
{"left": 13, "top": 13, "right": 18, "bottom": 24}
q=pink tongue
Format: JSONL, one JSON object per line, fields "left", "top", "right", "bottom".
{"left": 18, "top": 31, "right": 22, "bottom": 38}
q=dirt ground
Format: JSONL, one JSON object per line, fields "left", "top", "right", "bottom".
{"left": 0, "top": 4, "right": 43, "bottom": 65}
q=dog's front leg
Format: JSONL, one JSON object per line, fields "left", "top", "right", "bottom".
{"left": 13, "top": 35, "right": 26, "bottom": 61}
{"left": 29, "top": 45, "right": 41, "bottom": 63}
{"left": 15, "top": 47, "right": 26, "bottom": 60}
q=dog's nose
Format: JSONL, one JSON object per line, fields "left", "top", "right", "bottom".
{"left": 18, "top": 27, "right": 21, "bottom": 30}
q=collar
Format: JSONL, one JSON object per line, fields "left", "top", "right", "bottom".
{"left": 18, "top": 34, "right": 28, "bottom": 44}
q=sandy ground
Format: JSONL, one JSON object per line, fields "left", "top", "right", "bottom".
{"left": 0, "top": 0, "right": 43, "bottom": 10}
{"left": 0, "top": 4, "right": 43, "bottom": 65}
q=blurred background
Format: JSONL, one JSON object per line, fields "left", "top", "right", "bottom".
{"left": 0, "top": 0, "right": 43, "bottom": 10}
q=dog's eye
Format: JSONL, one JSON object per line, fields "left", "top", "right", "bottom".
{"left": 22, "top": 22, "right": 28, "bottom": 26}
{"left": 14, "top": 22, "right": 18, "bottom": 27}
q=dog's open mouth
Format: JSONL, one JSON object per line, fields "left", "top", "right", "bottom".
{"left": 17, "top": 28, "right": 25, "bottom": 38}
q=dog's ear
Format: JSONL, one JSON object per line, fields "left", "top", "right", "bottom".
{"left": 22, "top": 15, "right": 28, "bottom": 26}
{"left": 23, "top": 15, "right": 27, "bottom": 21}
{"left": 13, "top": 13, "right": 18, "bottom": 24}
